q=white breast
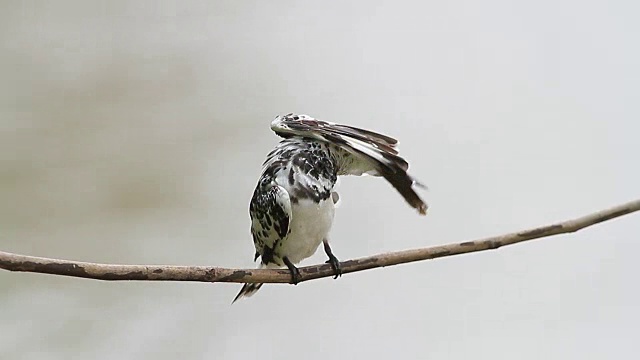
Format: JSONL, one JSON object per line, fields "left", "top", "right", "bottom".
{"left": 279, "top": 197, "right": 335, "bottom": 264}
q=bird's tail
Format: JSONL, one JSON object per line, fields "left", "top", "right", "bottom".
{"left": 232, "top": 282, "right": 264, "bottom": 303}
{"left": 232, "top": 262, "right": 281, "bottom": 303}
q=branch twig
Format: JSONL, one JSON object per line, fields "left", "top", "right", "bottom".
{"left": 1, "top": 199, "right": 639, "bottom": 284}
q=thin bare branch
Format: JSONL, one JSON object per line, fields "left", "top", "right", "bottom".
{"left": 1, "top": 199, "right": 639, "bottom": 284}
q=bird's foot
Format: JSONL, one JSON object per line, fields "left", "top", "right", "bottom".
{"left": 322, "top": 239, "right": 342, "bottom": 279}
{"left": 325, "top": 254, "right": 342, "bottom": 279}
{"left": 283, "top": 257, "right": 301, "bottom": 285}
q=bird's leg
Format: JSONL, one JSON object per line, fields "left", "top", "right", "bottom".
{"left": 323, "top": 239, "right": 342, "bottom": 279}
{"left": 283, "top": 256, "right": 301, "bottom": 285}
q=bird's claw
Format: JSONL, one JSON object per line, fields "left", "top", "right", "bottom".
{"left": 283, "top": 256, "right": 301, "bottom": 285}
{"left": 289, "top": 267, "right": 302, "bottom": 285}
{"left": 326, "top": 255, "right": 342, "bottom": 279}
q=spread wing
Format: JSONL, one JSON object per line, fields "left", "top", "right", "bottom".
{"left": 249, "top": 183, "right": 292, "bottom": 266}
{"left": 271, "top": 113, "right": 427, "bottom": 215}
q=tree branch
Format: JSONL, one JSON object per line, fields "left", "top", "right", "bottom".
{"left": 1, "top": 199, "right": 639, "bottom": 284}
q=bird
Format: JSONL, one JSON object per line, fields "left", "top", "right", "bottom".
{"left": 232, "top": 113, "right": 427, "bottom": 302}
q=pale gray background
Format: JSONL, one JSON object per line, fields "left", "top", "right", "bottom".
{"left": 1, "top": 1, "right": 638, "bottom": 359}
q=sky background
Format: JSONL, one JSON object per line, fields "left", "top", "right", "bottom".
{"left": 1, "top": 1, "right": 639, "bottom": 359}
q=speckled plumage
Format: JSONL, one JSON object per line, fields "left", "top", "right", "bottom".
{"left": 233, "top": 114, "right": 427, "bottom": 302}
{"left": 248, "top": 138, "right": 338, "bottom": 266}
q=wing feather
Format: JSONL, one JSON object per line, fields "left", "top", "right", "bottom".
{"left": 271, "top": 113, "right": 427, "bottom": 215}
{"left": 235, "top": 184, "right": 292, "bottom": 302}
{"left": 249, "top": 184, "right": 292, "bottom": 265}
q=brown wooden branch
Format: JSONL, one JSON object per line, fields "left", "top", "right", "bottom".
{"left": 1, "top": 199, "right": 639, "bottom": 284}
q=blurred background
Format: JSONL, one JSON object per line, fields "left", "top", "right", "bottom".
{"left": 1, "top": 1, "right": 639, "bottom": 359}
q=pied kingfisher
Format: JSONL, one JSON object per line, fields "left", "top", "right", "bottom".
{"left": 233, "top": 114, "right": 427, "bottom": 302}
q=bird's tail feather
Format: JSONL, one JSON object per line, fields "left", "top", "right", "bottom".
{"left": 232, "top": 282, "right": 264, "bottom": 303}
{"left": 232, "top": 262, "right": 283, "bottom": 303}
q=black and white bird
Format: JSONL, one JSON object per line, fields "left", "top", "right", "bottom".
{"left": 233, "top": 113, "right": 427, "bottom": 302}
